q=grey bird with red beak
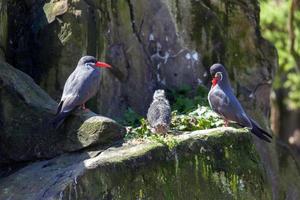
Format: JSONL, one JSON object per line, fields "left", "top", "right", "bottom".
{"left": 52, "top": 55, "right": 111, "bottom": 128}
{"left": 208, "top": 63, "right": 272, "bottom": 142}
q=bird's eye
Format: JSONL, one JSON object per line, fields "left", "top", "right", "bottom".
{"left": 215, "top": 72, "right": 223, "bottom": 80}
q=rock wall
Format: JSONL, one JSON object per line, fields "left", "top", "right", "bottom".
{"left": 3, "top": 0, "right": 276, "bottom": 119}
{"left": 0, "top": 0, "right": 7, "bottom": 60}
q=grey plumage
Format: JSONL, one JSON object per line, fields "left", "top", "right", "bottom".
{"left": 147, "top": 90, "right": 171, "bottom": 134}
{"left": 208, "top": 63, "right": 272, "bottom": 142}
{"left": 52, "top": 56, "right": 111, "bottom": 128}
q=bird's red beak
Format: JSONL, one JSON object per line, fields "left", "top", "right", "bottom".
{"left": 212, "top": 77, "right": 218, "bottom": 86}
{"left": 95, "top": 61, "right": 112, "bottom": 68}
{"left": 212, "top": 74, "right": 220, "bottom": 87}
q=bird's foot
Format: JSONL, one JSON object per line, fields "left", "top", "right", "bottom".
{"left": 81, "top": 104, "right": 89, "bottom": 112}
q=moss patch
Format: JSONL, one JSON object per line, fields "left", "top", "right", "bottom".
{"left": 61, "top": 128, "right": 269, "bottom": 199}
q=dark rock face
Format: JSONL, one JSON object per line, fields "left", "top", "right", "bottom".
{"left": 4, "top": 0, "right": 276, "bottom": 119}
{"left": 0, "top": 61, "right": 126, "bottom": 165}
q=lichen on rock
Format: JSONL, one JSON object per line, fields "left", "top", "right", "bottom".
{"left": 43, "top": 0, "right": 68, "bottom": 24}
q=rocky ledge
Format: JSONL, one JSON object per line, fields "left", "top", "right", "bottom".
{"left": 0, "top": 127, "right": 270, "bottom": 200}
{"left": 0, "top": 61, "right": 126, "bottom": 165}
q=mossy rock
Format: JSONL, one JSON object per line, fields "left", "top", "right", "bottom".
{"left": 0, "top": 61, "right": 126, "bottom": 164}
{"left": 0, "top": 127, "right": 271, "bottom": 200}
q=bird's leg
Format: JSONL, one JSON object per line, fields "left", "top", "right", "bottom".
{"left": 224, "top": 119, "right": 229, "bottom": 127}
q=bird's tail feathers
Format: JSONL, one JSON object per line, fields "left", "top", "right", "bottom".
{"left": 250, "top": 119, "right": 272, "bottom": 143}
{"left": 56, "top": 101, "right": 64, "bottom": 115}
{"left": 51, "top": 111, "right": 72, "bottom": 130}
{"left": 154, "top": 123, "right": 169, "bottom": 135}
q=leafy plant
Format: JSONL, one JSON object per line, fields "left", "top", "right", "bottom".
{"left": 260, "top": 0, "right": 300, "bottom": 109}
{"left": 148, "top": 134, "right": 179, "bottom": 150}
{"left": 171, "top": 106, "right": 223, "bottom": 131}
{"left": 121, "top": 108, "right": 142, "bottom": 127}
{"left": 123, "top": 86, "right": 224, "bottom": 142}
{"left": 169, "top": 85, "right": 210, "bottom": 113}
{"left": 124, "top": 118, "right": 151, "bottom": 140}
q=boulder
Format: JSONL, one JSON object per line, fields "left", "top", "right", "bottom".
{"left": 0, "top": 61, "right": 126, "bottom": 164}
{"left": 0, "top": 128, "right": 272, "bottom": 200}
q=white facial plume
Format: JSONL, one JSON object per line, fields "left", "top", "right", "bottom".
{"left": 153, "top": 89, "right": 166, "bottom": 101}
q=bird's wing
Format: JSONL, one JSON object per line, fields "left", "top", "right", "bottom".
{"left": 60, "top": 67, "right": 100, "bottom": 112}
{"left": 147, "top": 101, "right": 171, "bottom": 127}
{"left": 164, "top": 103, "right": 172, "bottom": 125}
{"left": 74, "top": 69, "right": 100, "bottom": 103}
{"left": 157, "top": 102, "right": 171, "bottom": 125}
{"left": 61, "top": 70, "right": 77, "bottom": 100}
{"left": 209, "top": 86, "right": 252, "bottom": 128}
{"left": 208, "top": 87, "right": 230, "bottom": 117}
{"left": 147, "top": 102, "right": 161, "bottom": 127}
{"left": 55, "top": 101, "right": 64, "bottom": 115}
{"left": 235, "top": 112, "right": 252, "bottom": 128}
{"left": 60, "top": 95, "right": 81, "bottom": 113}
